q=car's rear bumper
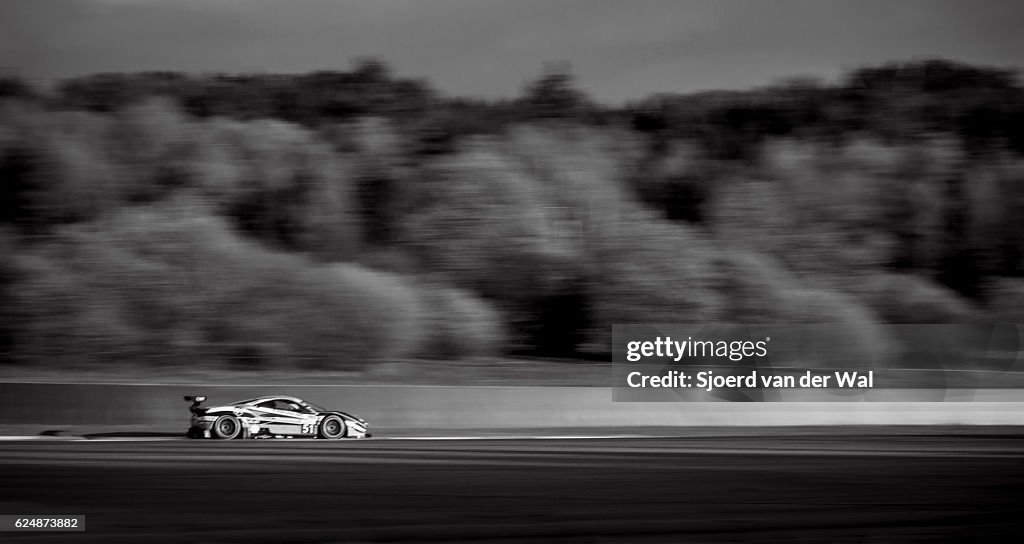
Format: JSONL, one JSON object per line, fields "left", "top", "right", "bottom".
{"left": 191, "top": 419, "right": 215, "bottom": 431}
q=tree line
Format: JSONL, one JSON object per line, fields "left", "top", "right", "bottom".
{"left": 2, "top": 58, "right": 1024, "bottom": 369}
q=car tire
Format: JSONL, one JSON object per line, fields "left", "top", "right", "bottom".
{"left": 318, "top": 415, "right": 346, "bottom": 439}
{"left": 212, "top": 415, "right": 242, "bottom": 439}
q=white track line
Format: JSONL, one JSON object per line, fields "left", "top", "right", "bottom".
{"left": 0, "top": 434, "right": 667, "bottom": 442}
{"left": 376, "top": 435, "right": 657, "bottom": 440}
{"left": 0, "top": 436, "right": 86, "bottom": 441}
{"left": 0, "top": 381, "right": 545, "bottom": 387}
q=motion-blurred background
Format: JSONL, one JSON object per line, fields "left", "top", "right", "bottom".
{"left": 1, "top": 0, "right": 1024, "bottom": 378}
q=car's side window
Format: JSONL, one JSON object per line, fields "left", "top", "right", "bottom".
{"left": 254, "top": 399, "right": 308, "bottom": 413}
{"left": 274, "top": 400, "right": 300, "bottom": 412}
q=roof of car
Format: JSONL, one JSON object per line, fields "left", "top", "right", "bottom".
{"left": 237, "top": 395, "right": 304, "bottom": 405}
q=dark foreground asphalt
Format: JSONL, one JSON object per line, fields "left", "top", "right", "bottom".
{"left": 2, "top": 431, "right": 1024, "bottom": 543}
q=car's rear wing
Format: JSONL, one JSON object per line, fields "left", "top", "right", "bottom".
{"left": 184, "top": 395, "right": 207, "bottom": 414}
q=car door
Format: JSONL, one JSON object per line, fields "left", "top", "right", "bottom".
{"left": 287, "top": 402, "right": 321, "bottom": 436}
{"left": 253, "top": 400, "right": 305, "bottom": 435}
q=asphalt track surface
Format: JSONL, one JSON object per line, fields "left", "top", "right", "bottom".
{"left": 2, "top": 431, "right": 1024, "bottom": 543}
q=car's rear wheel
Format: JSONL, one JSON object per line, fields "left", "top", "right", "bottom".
{"left": 318, "top": 415, "right": 346, "bottom": 439}
{"left": 212, "top": 415, "right": 241, "bottom": 439}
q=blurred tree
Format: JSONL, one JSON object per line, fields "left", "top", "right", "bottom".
{"left": 0, "top": 142, "right": 46, "bottom": 232}
{"left": 520, "top": 62, "right": 590, "bottom": 121}
{"left": 0, "top": 227, "right": 19, "bottom": 360}
{"left": 401, "top": 142, "right": 581, "bottom": 353}
{"left": 0, "top": 76, "right": 36, "bottom": 100}
{"left": 2, "top": 56, "right": 1023, "bottom": 365}
{"left": 8, "top": 204, "right": 421, "bottom": 368}
{"left": 850, "top": 273, "right": 976, "bottom": 323}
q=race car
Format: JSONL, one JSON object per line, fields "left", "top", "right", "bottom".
{"left": 184, "top": 395, "right": 370, "bottom": 439}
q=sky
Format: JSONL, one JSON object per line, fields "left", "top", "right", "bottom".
{"left": 2, "top": 0, "right": 1023, "bottom": 103}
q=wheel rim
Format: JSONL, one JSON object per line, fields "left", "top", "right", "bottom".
{"left": 325, "top": 419, "right": 341, "bottom": 436}
{"left": 219, "top": 419, "right": 237, "bottom": 436}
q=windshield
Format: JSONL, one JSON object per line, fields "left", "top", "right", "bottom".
{"left": 303, "top": 400, "right": 328, "bottom": 412}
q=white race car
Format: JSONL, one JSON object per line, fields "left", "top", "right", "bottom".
{"left": 185, "top": 395, "right": 370, "bottom": 439}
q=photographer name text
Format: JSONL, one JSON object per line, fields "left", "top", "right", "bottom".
{"left": 626, "top": 370, "right": 874, "bottom": 392}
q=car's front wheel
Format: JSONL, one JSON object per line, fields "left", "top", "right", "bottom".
{"left": 212, "top": 415, "right": 242, "bottom": 439}
{"left": 318, "top": 415, "right": 346, "bottom": 439}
